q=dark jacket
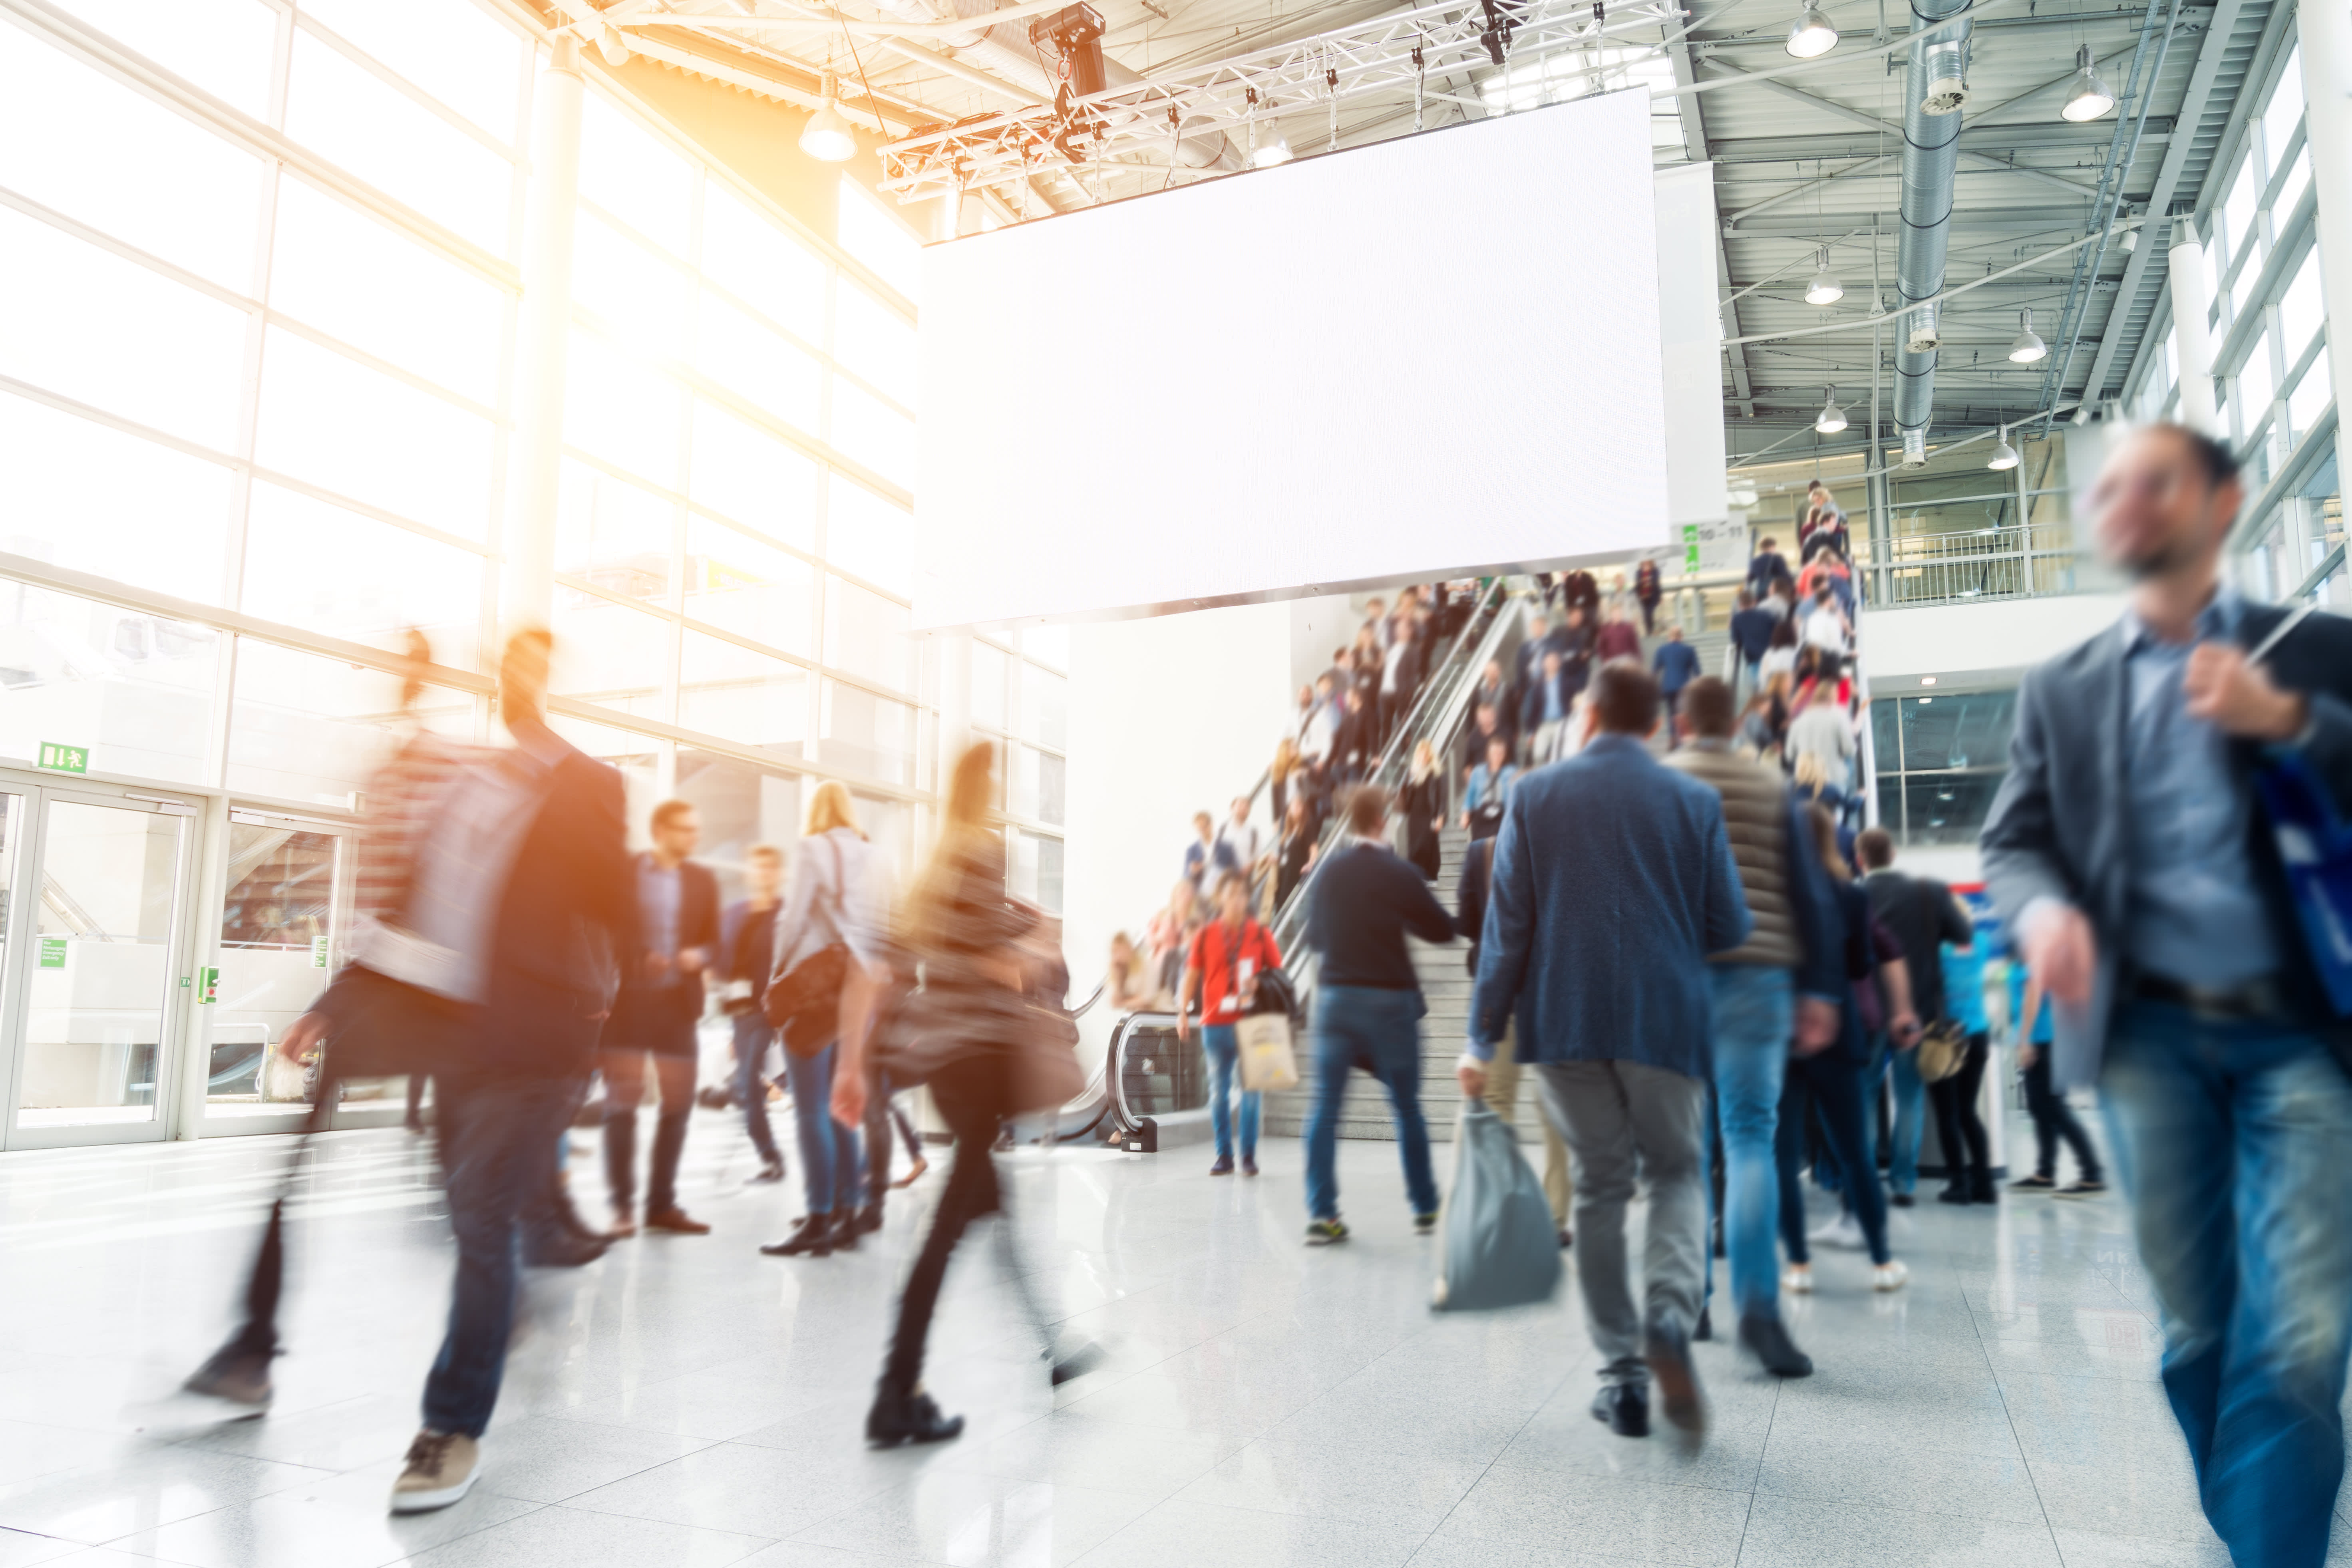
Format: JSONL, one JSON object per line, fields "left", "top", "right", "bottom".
{"left": 618, "top": 854, "right": 721, "bottom": 1027}
{"left": 1517, "top": 662, "right": 1578, "bottom": 735}
{"left": 1729, "top": 606, "right": 1779, "bottom": 664}
{"left": 1402, "top": 773, "right": 1444, "bottom": 881}
{"left": 1459, "top": 713, "right": 1517, "bottom": 779}
{"left": 1981, "top": 601, "right": 2352, "bottom": 1086}
{"left": 1385, "top": 638, "right": 1427, "bottom": 708}
{"left": 1653, "top": 638, "right": 1702, "bottom": 694}
{"left": 1469, "top": 733, "right": 1751, "bottom": 1073}
{"left": 478, "top": 741, "right": 638, "bottom": 1079}
{"left": 1304, "top": 841, "right": 1456, "bottom": 989}
{"left": 1746, "top": 550, "right": 1789, "bottom": 595}
{"left": 1862, "top": 869, "right": 1972, "bottom": 1023}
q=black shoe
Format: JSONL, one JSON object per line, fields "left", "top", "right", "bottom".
{"left": 1241, "top": 1157, "right": 1259, "bottom": 1178}
{"left": 553, "top": 1178, "right": 608, "bottom": 1242}
{"left": 1890, "top": 1192, "right": 1916, "bottom": 1208}
{"left": 183, "top": 1344, "right": 274, "bottom": 1414}
{"left": 1936, "top": 1183, "right": 1973, "bottom": 1205}
{"left": 1642, "top": 1322, "right": 1706, "bottom": 1436}
{"left": 866, "top": 1386, "right": 965, "bottom": 1448}
{"left": 1693, "top": 1306, "right": 1712, "bottom": 1342}
{"left": 1559, "top": 1229, "right": 1573, "bottom": 1249}
{"left": 1049, "top": 1339, "right": 1105, "bottom": 1386}
{"left": 827, "top": 1209, "right": 861, "bottom": 1253}
{"left": 1968, "top": 1176, "right": 1998, "bottom": 1204}
{"left": 1590, "top": 1382, "right": 1650, "bottom": 1438}
{"left": 524, "top": 1226, "right": 608, "bottom": 1268}
{"left": 761, "top": 1214, "right": 834, "bottom": 1257}
{"left": 1737, "top": 1314, "right": 1814, "bottom": 1378}
{"left": 854, "top": 1201, "right": 885, "bottom": 1234}
{"left": 1209, "top": 1157, "right": 1235, "bottom": 1176}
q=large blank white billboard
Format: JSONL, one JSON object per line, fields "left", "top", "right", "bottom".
{"left": 915, "top": 89, "right": 1667, "bottom": 630}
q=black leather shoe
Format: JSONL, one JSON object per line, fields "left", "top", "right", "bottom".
{"left": 826, "top": 1209, "right": 861, "bottom": 1253}
{"left": 761, "top": 1214, "right": 833, "bottom": 1257}
{"left": 1590, "top": 1383, "right": 1650, "bottom": 1438}
{"left": 854, "top": 1202, "right": 885, "bottom": 1234}
{"left": 1738, "top": 1313, "right": 1814, "bottom": 1378}
{"left": 1693, "top": 1305, "right": 1712, "bottom": 1342}
{"left": 1643, "top": 1322, "right": 1706, "bottom": 1437}
{"left": 867, "top": 1386, "right": 965, "bottom": 1448}
{"left": 1890, "top": 1192, "right": 1916, "bottom": 1208}
{"left": 1936, "top": 1183, "right": 1973, "bottom": 1205}
{"left": 1049, "top": 1339, "right": 1105, "bottom": 1386}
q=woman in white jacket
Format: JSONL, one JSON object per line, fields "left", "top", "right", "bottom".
{"left": 759, "top": 781, "right": 890, "bottom": 1259}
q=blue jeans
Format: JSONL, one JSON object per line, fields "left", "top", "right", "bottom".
{"left": 1304, "top": 986, "right": 1438, "bottom": 1221}
{"left": 732, "top": 1012, "right": 782, "bottom": 1167}
{"left": 423, "top": 1073, "right": 581, "bottom": 1438}
{"left": 1200, "top": 1024, "right": 1260, "bottom": 1160}
{"left": 1706, "top": 966, "right": 1791, "bottom": 1319}
{"left": 2101, "top": 1000, "right": 2352, "bottom": 1568}
{"left": 1883, "top": 1044, "right": 1925, "bottom": 1194}
{"left": 784, "top": 1043, "right": 864, "bottom": 1214}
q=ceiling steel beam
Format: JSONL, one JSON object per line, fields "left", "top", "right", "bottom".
{"left": 1726, "top": 204, "right": 2105, "bottom": 235}
{"left": 1666, "top": 23, "right": 1754, "bottom": 419}
{"left": 1704, "top": 122, "right": 2170, "bottom": 160}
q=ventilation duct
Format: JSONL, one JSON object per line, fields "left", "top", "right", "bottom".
{"left": 1892, "top": 0, "right": 1970, "bottom": 445}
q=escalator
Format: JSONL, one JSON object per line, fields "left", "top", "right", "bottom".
{"left": 1040, "top": 577, "right": 1536, "bottom": 1150}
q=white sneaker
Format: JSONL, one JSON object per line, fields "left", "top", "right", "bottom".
{"left": 1781, "top": 1263, "right": 1814, "bottom": 1294}
{"left": 1807, "top": 1213, "right": 1866, "bottom": 1251}
{"left": 1873, "top": 1260, "right": 1910, "bottom": 1293}
{"left": 391, "top": 1429, "right": 479, "bottom": 1514}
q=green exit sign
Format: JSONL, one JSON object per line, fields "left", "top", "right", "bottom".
{"left": 38, "top": 936, "right": 66, "bottom": 969}
{"left": 36, "top": 742, "right": 87, "bottom": 775}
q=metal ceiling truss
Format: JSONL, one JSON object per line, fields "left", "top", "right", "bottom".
{"left": 872, "top": 0, "right": 1682, "bottom": 201}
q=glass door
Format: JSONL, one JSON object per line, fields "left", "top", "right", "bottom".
{"left": 10, "top": 788, "right": 195, "bottom": 1145}
{"left": 204, "top": 809, "right": 359, "bottom": 1132}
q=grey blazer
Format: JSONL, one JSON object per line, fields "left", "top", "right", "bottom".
{"left": 1979, "top": 601, "right": 2352, "bottom": 1088}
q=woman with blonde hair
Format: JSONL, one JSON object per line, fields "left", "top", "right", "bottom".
{"left": 1400, "top": 738, "right": 1444, "bottom": 880}
{"left": 758, "top": 780, "right": 887, "bottom": 1259}
{"left": 835, "top": 741, "right": 1093, "bottom": 1447}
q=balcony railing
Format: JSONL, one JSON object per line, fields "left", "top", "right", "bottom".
{"left": 1855, "top": 523, "right": 2114, "bottom": 609}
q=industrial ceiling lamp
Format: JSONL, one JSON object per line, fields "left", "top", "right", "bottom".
{"left": 2007, "top": 308, "right": 2048, "bottom": 364}
{"left": 1814, "top": 386, "right": 1848, "bottom": 434}
{"left": 2060, "top": 44, "right": 2115, "bottom": 122}
{"left": 1252, "top": 118, "right": 1292, "bottom": 168}
{"left": 1785, "top": 2, "right": 1839, "bottom": 58}
{"left": 1988, "top": 424, "right": 2020, "bottom": 470}
{"left": 800, "top": 72, "right": 857, "bottom": 163}
{"left": 1804, "top": 248, "right": 1844, "bottom": 306}
{"left": 594, "top": 21, "right": 632, "bottom": 65}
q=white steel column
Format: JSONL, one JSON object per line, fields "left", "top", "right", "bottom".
{"left": 501, "top": 37, "right": 584, "bottom": 636}
{"left": 2167, "top": 219, "right": 2220, "bottom": 434}
{"left": 2298, "top": 4, "right": 2352, "bottom": 491}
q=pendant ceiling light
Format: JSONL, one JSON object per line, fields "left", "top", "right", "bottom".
{"left": 2007, "top": 308, "right": 2048, "bottom": 364}
{"left": 800, "top": 72, "right": 857, "bottom": 163}
{"left": 1252, "top": 121, "right": 1292, "bottom": 168}
{"left": 1804, "top": 247, "right": 1844, "bottom": 306}
{"left": 1785, "top": 2, "right": 1839, "bottom": 58}
{"left": 594, "top": 22, "right": 632, "bottom": 64}
{"left": 2061, "top": 44, "right": 2115, "bottom": 122}
{"left": 1988, "top": 425, "right": 2020, "bottom": 470}
{"left": 1814, "top": 387, "right": 1847, "bottom": 435}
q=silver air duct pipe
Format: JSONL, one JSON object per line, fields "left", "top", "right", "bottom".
{"left": 1892, "top": 0, "right": 1970, "bottom": 445}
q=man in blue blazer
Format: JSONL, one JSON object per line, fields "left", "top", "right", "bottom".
{"left": 1460, "top": 663, "right": 1752, "bottom": 1442}
{"left": 1982, "top": 422, "right": 2352, "bottom": 1568}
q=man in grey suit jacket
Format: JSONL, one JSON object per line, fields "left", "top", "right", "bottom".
{"left": 1461, "top": 663, "right": 1752, "bottom": 1443}
{"left": 1980, "top": 422, "right": 2352, "bottom": 1568}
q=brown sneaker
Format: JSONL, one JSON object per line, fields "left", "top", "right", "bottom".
{"left": 607, "top": 1206, "right": 638, "bottom": 1237}
{"left": 644, "top": 1206, "right": 711, "bottom": 1235}
{"left": 183, "top": 1345, "right": 273, "bottom": 1413}
{"left": 390, "top": 1429, "right": 479, "bottom": 1513}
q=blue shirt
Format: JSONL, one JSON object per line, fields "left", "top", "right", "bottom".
{"left": 1542, "top": 678, "right": 1566, "bottom": 725}
{"left": 2006, "top": 962, "right": 2052, "bottom": 1045}
{"left": 636, "top": 856, "right": 683, "bottom": 988}
{"left": 1654, "top": 639, "right": 1701, "bottom": 694}
{"left": 2119, "top": 586, "right": 2279, "bottom": 989}
{"left": 1940, "top": 941, "right": 1988, "bottom": 1033}
{"left": 1467, "top": 762, "right": 1517, "bottom": 813}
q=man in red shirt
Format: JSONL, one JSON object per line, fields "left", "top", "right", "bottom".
{"left": 1177, "top": 871, "right": 1282, "bottom": 1176}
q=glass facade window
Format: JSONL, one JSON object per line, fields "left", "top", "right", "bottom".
{"left": 1871, "top": 691, "right": 2015, "bottom": 845}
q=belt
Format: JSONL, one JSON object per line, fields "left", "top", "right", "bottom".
{"left": 2127, "top": 970, "right": 2291, "bottom": 1024}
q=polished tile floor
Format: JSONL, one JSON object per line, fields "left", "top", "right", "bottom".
{"left": 0, "top": 1107, "right": 2332, "bottom": 1568}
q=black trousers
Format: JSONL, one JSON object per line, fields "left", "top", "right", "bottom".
{"left": 881, "top": 1046, "right": 1046, "bottom": 1393}
{"left": 1775, "top": 1050, "right": 1890, "bottom": 1266}
{"left": 2021, "top": 1049, "right": 2102, "bottom": 1181}
{"left": 1929, "top": 1033, "right": 1992, "bottom": 1190}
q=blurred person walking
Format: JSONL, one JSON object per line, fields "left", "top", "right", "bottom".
{"left": 1933, "top": 930, "right": 1995, "bottom": 1206}
{"left": 600, "top": 800, "right": 718, "bottom": 1237}
{"left": 1634, "top": 556, "right": 1663, "bottom": 637}
{"left": 837, "top": 741, "right": 1093, "bottom": 1447}
{"left": 1982, "top": 421, "right": 2352, "bottom": 1568}
{"left": 1728, "top": 590, "right": 1777, "bottom": 704}
{"left": 1462, "top": 734, "right": 1517, "bottom": 841}
{"left": 1857, "top": 829, "right": 1983, "bottom": 1204}
{"left": 1664, "top": 677, "right": 1845, "bottom": 1376}
{"left": 2007, "top": 963, "right": 2104, "bottom": 1195}
{"left": 1785, "top": 675, "right": 1855, "bottom": 789}
{"left": 1299, "top": 785, "right": 1457, "bottom": 1243}
{"left": 1455, "top": 831, "right": 1572, "bottom": 1246}
{"left": 1653, "top": 628, "right": 1701, "bottom": 733}
{"left": 1521, "top": 649, "right": 1576, "bottom": 766}
{"left": 1747, "top": 538, "right": 1790, "bottom": 599}
{"left": 1594, "top": 603, "right": 1641, "bottom": 665}
{"left": 1775, "top": 805, "right": 1916, "bottom": 1298}
{"left": 1460, "top": 664, "right": 1750, "bottom": 1441}
{"left": 325, "top": 628, "right": 636, "bottom": 1511}
{"left": 1275, "top": 794, "right": 1319, "bottom": 910}
{"left": 1183, "top": 811, "right": 1221, "bottom": 892}
{"left": 1177, "top": 870, "right": 1282, "bottom": 1177}
{"left": 761, "top": 783, "right": 889, "bottom": 1258}
{"left": 1380, "top": 613, "right": 1425, "bottom": 743}
{"left": 721, "top": 843, "right": 788, "bottom": 1185}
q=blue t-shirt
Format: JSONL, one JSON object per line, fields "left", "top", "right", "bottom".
{"left": 2005, "top": 962, "right": 2053, "bottom": 1044}
{"left": 1940, "top": 942, "right": 1989, "bottom": 1034}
